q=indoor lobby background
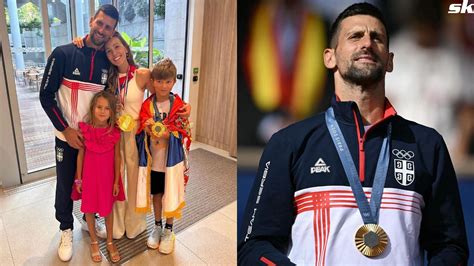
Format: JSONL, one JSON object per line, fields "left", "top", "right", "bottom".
{"left": 0, "top": 0, "right": 236, "bottom": 265}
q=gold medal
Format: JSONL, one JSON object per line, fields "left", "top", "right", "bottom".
{"left": 354, "top": 224, "right": 388, "bottom": 257}
{"left": 151, "top": 121, "right": 167, "bottom": 138}
{"left": 117, "top": 114, "right": 136, "bottom": 132}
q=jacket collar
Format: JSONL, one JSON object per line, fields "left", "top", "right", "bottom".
{"left": 330, "top": 95, "right": 397, "bottom": 127}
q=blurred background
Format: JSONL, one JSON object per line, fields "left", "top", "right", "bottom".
{"left": 237, "top": 0, "right": 474, "bottom": 263}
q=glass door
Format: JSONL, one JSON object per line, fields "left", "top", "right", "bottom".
{"left": 1, "top": 0, "right": 59, "bottom": 182}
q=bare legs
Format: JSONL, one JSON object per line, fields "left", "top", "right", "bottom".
{"left": 85, "top": 212, "right": 120, "bottom": 263}
{"left": 85, "top": 213, "right": 101, "bottom": 262}
{"left": 152, "top": 193, "right": 173, "bottom": 226}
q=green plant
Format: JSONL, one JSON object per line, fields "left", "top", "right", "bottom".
{"left": 17, "top": 2, "right": 41, "bottom": 31}
{"left": 155, "top": 0, "right": 166, "bottom": 18}
{"left": 121, "top": 32, "right": 163, "bottom": 67}
{"left": 5, "top": 3, "right": 43, "bottom": 33}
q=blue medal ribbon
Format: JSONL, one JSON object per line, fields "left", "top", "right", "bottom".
{"left": 325, "top": 107, "right": 391, "bottom": 224}
{"left": 152, "top": 94, "right": 175, "bottom": 122}
{"left": 115, "top": 68, "right": 130, "bottom": 107}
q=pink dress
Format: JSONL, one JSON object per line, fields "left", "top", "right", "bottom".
{"left": 71, "top": 122, "right": 125, "bottom": 217}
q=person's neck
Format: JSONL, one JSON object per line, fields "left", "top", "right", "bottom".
{"left": 118, "top": 64, "right": 129, "bottom": 74}
{"left": 93, "top": 121, "right": 108, "bottom": 128}
{"left": 85, "top": 35, "right": 103, "bottom": 50}
{"left": 155, "top": 94, "right": 169, "bottom": 102}
{"left": 335, "top": 75, "right": 386, "bottom": 125}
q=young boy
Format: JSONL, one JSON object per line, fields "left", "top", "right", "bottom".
{"left": 136, "top": 58, "right": 191, "bottom": 254}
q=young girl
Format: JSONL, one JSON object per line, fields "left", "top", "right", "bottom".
{"left": 72, "top": 91, "right": 125, "bottom": 263}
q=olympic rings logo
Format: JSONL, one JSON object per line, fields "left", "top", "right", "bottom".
{"left": 392, "top": 149, "right": 415, "bottom": 160}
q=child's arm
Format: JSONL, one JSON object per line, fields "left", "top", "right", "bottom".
{"left": 75, "top": 148, "right": 84, "bottom": 193}
{"left": 113, "top": 141, "right": 121, "bottom": 197}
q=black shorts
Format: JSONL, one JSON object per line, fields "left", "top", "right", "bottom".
{"left": 150, "top": 171, "right": 165, "bottom": 195}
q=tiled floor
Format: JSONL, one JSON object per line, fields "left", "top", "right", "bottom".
{"left": 0, "top": 143, "right": 237, "bottom": 265}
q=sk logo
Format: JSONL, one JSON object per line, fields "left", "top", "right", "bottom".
{"left": 392, "top": 149, "right": 415, "bottom": 186}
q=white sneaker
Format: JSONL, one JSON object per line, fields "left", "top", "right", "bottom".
{"left": 58, "top": 229, "right": 73, "bottom": 261}
{"left": 158, "top": 228, "right": 175, "bottom": 254}
{"left": 81, "top": 219, "right": 107, "bottom": 239}
{"left": 147, "top": 225, "right": 162, "bottom": 249}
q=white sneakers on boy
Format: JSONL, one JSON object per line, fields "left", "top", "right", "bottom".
{"left": 159, "top": 228, "right": 175, "bottom": 254}
{"left": 58, "top": 229, "right": 73, "bottom": 261}
{"left": 81, "top": 220, "right": 107, "bottom": 239}
{"left": 147, "top": 225, "right": 162, "bottom": 249}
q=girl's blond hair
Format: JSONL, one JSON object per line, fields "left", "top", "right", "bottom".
{"left": 85, "top": 91, "right": 117, "bottom": 132}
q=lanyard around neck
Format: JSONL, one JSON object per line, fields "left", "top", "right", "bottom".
{"left": 325, "top": 107, "right": 391, "bottom": 224}
{"left": 152, "top": 94, "right": 174, "bottom": 122}
{"left": 115, "top": 68, "right": 129, "bottom": 106}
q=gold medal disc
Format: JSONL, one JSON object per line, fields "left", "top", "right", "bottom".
{"left": 118, "top": 114, "right": 136, "bottom": 132}
{"left": 354, "top": 224, "right": 388, "bottom": 257}
{"left": 152, "top": 121, "right": 166, "bottom": 138}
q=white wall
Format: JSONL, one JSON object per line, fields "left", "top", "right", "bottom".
{"left": 185, "top": 0, "right": 204, "bottom": 140}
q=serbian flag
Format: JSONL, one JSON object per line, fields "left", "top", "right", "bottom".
{"left": 244, "top": 2, "right": 327, "bottom": 118}
{"left": 162, "top": 132, "right": 187, "bottom": 218}
{"left": 135, "top": 130, "right": 152, "bottom": 213}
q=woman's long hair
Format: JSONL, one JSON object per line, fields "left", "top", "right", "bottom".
{"left": 106, "top": 31, "right": 136, "bottom": 94}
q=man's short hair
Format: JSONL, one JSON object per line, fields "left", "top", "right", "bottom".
{"left": 152, "top": 58, "right": 177, "bottom": 80}
{"left": 94, "top": 4, "right": 120, "bottom": 27}
{"left": 329, "top": 2, "right": 388, "bottom": 48}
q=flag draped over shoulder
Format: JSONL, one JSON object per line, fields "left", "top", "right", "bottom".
{"left": 135, "top": 93, "right": 191, "bottom": 218}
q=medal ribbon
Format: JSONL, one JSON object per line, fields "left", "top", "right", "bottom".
{"left": 152, "top": 94, "right": 175, "bottom": 122}
{"left": 325, "top": 107, "right": 391, "bottom": 224}
{"left": 115, "top": 69, "right": 129, "bottom": 107}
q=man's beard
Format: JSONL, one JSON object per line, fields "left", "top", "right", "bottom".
{"left": 341, "top": 53, "right": 384, "bottom": 86}
{"left": 90, "top": 31, "right": 106, "bottom": 46}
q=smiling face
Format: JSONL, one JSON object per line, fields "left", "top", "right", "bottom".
{"left": 324, "top": 15, "right": 393, "bottom": 86}
{"left": 89, "top": 11, "right": 117, "bottom": 47}
{"left": 105, "top": 37, "right": 129, "bottom": 68}
{"left": 93, "top": 96, "right": 112, "bottom": 126}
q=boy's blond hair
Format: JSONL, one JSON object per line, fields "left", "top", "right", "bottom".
{"left": 151, "top": 58, "right": 177, "bottom": 80}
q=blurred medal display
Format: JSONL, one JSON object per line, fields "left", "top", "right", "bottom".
{"left": 152, "top": 121, "right": 166, "bottom": 138}
{"left": 355, "top": 224, "right": 388, "bottom": 257}
{"left": 118, "top": 114, "right": 135, "bottom": 132}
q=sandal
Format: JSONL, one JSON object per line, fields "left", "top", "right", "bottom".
{"left": 90, "top": 241, "right": 102, "bottom": 262}
{"left": 106, "top": 241, "right": 121, "bottom": 263}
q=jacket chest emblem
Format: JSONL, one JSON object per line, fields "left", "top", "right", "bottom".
{"left": 72, "top": 68, "right": 80, "bottom": 76}
{"left": 310, "top": 158, "right": 331, "bottom": 174}
{"left": 392, "top": 149, "right": 415, "bottom": 186}
{"left": 101, "top": 69, "right": 108, "bottom": 84}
